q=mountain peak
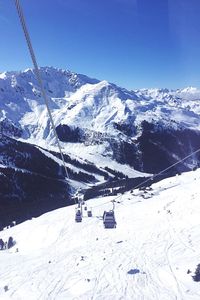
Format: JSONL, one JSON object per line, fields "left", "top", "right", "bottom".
{"left": 179, "top": 86, "right": 199, "bottom": 93}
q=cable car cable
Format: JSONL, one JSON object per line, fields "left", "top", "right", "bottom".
{"left": 128, "top": 146, "right": 200, "bottom": 193}
{"left": 14, "top": 0, "right": 200, "bottom": 209}
{"left": 91, "top": 146, "right": 200, "bottom": 209}
{"left": 14, "top": 0, "right": 69, "bottom": 181}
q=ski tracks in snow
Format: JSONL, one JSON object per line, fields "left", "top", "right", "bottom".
{"left": 1, "top": 172, "right": 200, "bottom": 299}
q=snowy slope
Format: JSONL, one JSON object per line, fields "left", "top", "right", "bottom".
{"left": 0, "top": 169, "right": 200, "bottom": 299}
{"left": 0, "top": 66, "right": 145, "bottom": 175}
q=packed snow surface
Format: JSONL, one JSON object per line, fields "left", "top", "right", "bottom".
{"left": 0, "top": 169, "right": 200, "bottom": 299}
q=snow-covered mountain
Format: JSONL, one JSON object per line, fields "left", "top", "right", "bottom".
{"left": 1, "top": 66, "right": 200, "bottom": 228}
{"left": 0, "top": 169, "right": 200, "bottom": 299}
{"left": 1, "top": 67, "right": 200, "bottom": 136}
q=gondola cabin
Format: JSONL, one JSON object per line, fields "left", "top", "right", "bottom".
{"left": 87, "top": 210, "right": 92, "bottom": 217}
{"left": 103, "top": 211, "right": 117, "bottom": 228}
{"left": 75, "top": 210, "right": 82, "bottom": 222}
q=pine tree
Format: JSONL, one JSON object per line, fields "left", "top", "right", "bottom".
{"left": 7, "top": 237, "right": 14, "bottom": 249}
{"left": 193, "top": 264, "right": 200, "bottom": 282}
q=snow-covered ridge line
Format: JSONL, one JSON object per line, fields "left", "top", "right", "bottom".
{"left": 1, "top": 66, "right": 200, "bottom": 137}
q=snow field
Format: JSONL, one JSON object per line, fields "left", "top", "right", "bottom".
{"left": 0, "top": 170, "right": 200, "bottom": 299}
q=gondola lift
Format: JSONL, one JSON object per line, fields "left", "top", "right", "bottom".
{"left": 103, "top": 200, "right": 117, "bottom": 229}
{"left": 75, "top": 209, "right": 82, "bottom": 222}
{"left": 87, "top": 209, "right": 92, "bottom": 217}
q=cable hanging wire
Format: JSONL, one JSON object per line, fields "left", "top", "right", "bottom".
{"left": 90, "top": 146, "right": 200, "bottom": 210}
{"left": 132, "top": 146, "right": 200, "bottom": 191}
{"left": 14, "top": 0, "right": 69, "bottom": 180}
{"left": 109, "top": 146, "right": 200, "bottom": 204}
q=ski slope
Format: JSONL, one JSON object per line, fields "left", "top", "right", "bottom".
{"left": 0, "top": 169, "right": 200, "bottom": 299}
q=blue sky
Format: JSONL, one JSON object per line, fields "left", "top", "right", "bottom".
{"left": 0, "top": 0, "right": 200, "bottom": 89}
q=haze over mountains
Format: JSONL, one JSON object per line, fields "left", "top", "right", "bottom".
{"left": 1, "top": 67, "right": 200, "bottom": 228}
